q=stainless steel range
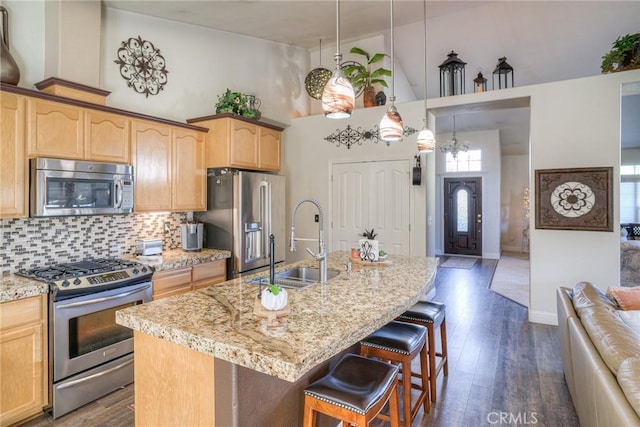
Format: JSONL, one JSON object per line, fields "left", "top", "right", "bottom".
{"left": 18, "top": 259, "right": 153, "bottom": 418}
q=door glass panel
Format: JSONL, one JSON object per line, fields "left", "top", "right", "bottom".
{"left": 46, "top": 178, "right": 113, "bottom": 208}
{"left": 68, "top": 300, "right": 141, "bottom": 358}
{"left": 457, "top": 189, "right": 469, "bottom": 232}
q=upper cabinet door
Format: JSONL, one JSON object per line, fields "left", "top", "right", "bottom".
{"left": 85, "top": 110, "right": 131, "bottom": 163}
{"left": 27, "top": 98, "right": 84, "bottom": 159}
{"left": 229, "top": 120, "right": 258, "bottom": 169}
{"left": 173, "top": 129, "right": 206, "bottom": 212}
{"left": 132, "top": 120, "right": 172, "bottom": 212}
{"left": 0, "top": 92, "right": 28, "bottom": 218}
{"left": 258, "top": 127, "right": 281, "bottom": 172}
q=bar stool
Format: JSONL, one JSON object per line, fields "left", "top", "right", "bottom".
{"left": 359, "top": 320, "right": 429, "bottom": 427}
{"left": 303, "top": 353, "right": 401, "bottom": 427}
{"left": 396, "top": 300, "right": 448, "bottom": 402}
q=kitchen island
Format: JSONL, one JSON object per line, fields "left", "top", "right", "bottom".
{"left": 116, "top": 251, "right": 437, "bottom": 426}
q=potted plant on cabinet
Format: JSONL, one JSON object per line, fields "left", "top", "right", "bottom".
{"left": 343, "top": 48, "right": 391, "bottom": 108}
{"left": 601, "top": 33, "right": 640, "bottom": 73}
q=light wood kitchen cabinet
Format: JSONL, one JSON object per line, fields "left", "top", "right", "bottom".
{"left": 131, "top": 120, "right": 173, "bottom": 212}
{"left": 153, "top": 260, "right": 227, "bottom": 299}
{"left": 0, "top": 295, "right": 48, "bottom": 427}
{"left": 172, "top": 128, "right": 206, "bottom": 212}
{"left": 258, "top": 126, "right": 281, "bottom": 172}
{"left": 191, "top": 260, "right": 226, "bottom": 290}
{"left": 27, "top": 97, "right": 84, "bottom": 159}
{"left": 152, "top": 267, "right": 192, "bottom": 300}
{"left": 189, "top": 116, "right": 282, "bottom": 172}
{"left": 0, "top": 92, "right": 28, "bottom": 218}
{"left": 84, "top": 110, "right": 131, "bottom": 163}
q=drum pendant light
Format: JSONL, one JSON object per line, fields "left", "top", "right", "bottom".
{"left": 321, "top": 0, "right": 355, "bottom": 119}
{"left": 416, "top": 0, "right": 435, "bottom": 152}
{"left": 379, "top": 0, "right": 403, "bottom": 143}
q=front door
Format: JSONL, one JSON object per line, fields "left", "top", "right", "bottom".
{"left": 444, "top": 177, "right": 482, "bottom": 256}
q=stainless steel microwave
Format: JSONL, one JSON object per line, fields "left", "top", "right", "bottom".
{"left": 30, "top": 158, "right": 134, "bottom": 217}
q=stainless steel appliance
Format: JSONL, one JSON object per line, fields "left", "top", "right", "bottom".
{"left": 181, "top": 222, "right": 203, "bottom": 252}
{"left": 17, "top": 259, "right": 153, "bottom": 418}
{"left": 31, "top": 157, "right": 134, "bottom": 217}
{"left": 136, "top": 238, "right": 163, "bottom": 255}
{"left": 199, "top": 169, "right": 285, "bottom": 278}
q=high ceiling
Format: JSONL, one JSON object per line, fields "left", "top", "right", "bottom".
{"left": 102, "top": 0, "right": 639, "bottom": 153}
{"left": 103, "top": 0, "right": 491, "bottom": 49}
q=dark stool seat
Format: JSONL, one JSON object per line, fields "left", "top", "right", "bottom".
{"left": 400, "top": 300, "right": 446, "bottom": 326}
{"left": 360, "top": 321, "right": 429, "bottom": 427}
{"left": 397, "top": 300, "right": 448, "bottom": 402}
{"left": 303, "top": 354, "right": 401, "bottom": 427}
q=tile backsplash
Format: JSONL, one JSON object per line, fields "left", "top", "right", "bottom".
{"left": 0, "top": 212, "right": 187, "bottom": 273}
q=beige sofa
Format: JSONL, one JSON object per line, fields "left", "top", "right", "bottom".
{"left": 557, "top": 282, "right": 640, "bottom": 427}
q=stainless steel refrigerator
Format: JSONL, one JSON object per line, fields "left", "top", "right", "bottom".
{"left": 198, "top": 169, "right": 285, "bottom": 279}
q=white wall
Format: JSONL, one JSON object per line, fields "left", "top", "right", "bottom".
{"left": 282, "top": 101, "right": 428, "bottom": 263}
{"left": 286, "top": 69, "right": 640, "bottom": 326}
{"left": 526, "top": 70, "right": 640, "bottom": 325}
{"left": 100, "top": 8, "right": 307, "bottom": 124}
{"left": 434, "top": 129, "right": 502, "bottom": 259}
{"left": 2, "top": 1, "right": 307, "bottom": 125}
{"left": 2, "top": 0, "right": 45, "bottom": 87}
{"left": 501, "top": 155, "right": 529, "bottom": 252}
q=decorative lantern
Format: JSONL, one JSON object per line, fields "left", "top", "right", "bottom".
{"left": 492, "top": 56, "right": 514, "bottom": 89}
{"left": 439, "top": 51, "right": 466, "bottom": 97}
{"left": 473, "top": 68, "right": 487, "bottom": 93}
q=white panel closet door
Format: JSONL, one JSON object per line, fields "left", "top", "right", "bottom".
{"left": 331, "top": 160, "right": 411, "bottom": 256}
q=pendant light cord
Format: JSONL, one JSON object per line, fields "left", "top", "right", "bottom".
{"left": 390, "top": 0, "right": 395, "bottom": 104}
{"left": 423, "top": 0, "right": 428, "bottom": 120}
{"left": 334, "top": 0, "right": 342, "bottom": 67}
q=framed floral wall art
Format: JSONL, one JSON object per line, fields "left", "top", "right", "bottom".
{"left": 535, "top": 167, "right": 613, "bottom": 231}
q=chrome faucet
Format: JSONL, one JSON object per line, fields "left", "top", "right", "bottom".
{"left": 290, "top": 198, "right": 328, "bottom": 283}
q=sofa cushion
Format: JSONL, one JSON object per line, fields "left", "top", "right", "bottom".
{"left": 580, "top": 308, "right": 640, "bottom": 375}
{"left": 608, "top": 287, "right": 640, "bottom": 310}
{"left": 619, "top": 310, "right": 640, "bottom": 330}
{"left": 572, "top": 282, "right": 618, "bottom": 317}
{"left": 618, "top": 357, "right": 640, "bottom": 418}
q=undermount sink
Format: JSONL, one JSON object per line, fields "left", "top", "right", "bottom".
{"left": 248, "top": 267, "right": 340, "bottom": 289}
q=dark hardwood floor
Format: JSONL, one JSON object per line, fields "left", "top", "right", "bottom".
{"left": 413, "top": 257, "right": 578, "bottom": 427}
{"left": 22, "top": 256, "right": 579, "bottom": 427}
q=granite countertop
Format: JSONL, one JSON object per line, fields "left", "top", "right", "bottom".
{"left": 116, "top": 251, "right": 438, "bottom": 382}
{"left": 129, "top": 248, "right": 231, "bottom": 271}
{"left": 0, "top": 248, "right": 231, "bottom": 304}
{"left": 0, "top": 274, "right": 49, "bottom": 303}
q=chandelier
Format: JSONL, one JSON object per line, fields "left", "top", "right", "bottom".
{"left": 440, "top": 115, "right": 469, "bottom": 159}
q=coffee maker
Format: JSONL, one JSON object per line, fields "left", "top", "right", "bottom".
{"left": 181, "top": 222, "right": 203, "bottom": 252}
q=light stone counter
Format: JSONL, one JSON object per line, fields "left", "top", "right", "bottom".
{"left": 0, "top": 274, "right": 49, "bottom": 303}
{"left": 117, "top": 251, "right": 437, "bottom": 383}
{"left": 0, "top": 249, "right": 231, "bottom": 304}
{"left": 128, "top": 248, "right": 231, "bottom": 271}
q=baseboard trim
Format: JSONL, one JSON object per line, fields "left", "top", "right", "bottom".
{"left": 529, "top": 309, "right": 558, "bottom": 326}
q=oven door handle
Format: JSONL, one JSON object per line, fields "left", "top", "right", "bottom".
{"left": 56, "top": 358, "right": 134, "bottom": 390}
{"left": 56, "top": 285, "right": 152, "bottom": 309}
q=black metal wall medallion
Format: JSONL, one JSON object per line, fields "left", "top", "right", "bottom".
{"left": 114, "top": 36, "right": 168, "bottom": 97}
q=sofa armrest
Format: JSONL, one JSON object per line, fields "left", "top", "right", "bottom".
{"left": 557, "top": 287, "right": 577, "bottom": 401}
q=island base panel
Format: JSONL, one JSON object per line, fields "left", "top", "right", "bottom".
{"left": 134, "top": 331, "right": 215, "bottom": 426}
{"left": 215, "top": 344, "right": 359, "bottom": 427}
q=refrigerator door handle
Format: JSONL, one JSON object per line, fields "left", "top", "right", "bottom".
{"left": 260, "top": 181, "right": 271, "bottom": 257}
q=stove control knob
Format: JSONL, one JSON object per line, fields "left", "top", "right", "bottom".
{"left": 141, "top": 267, "right": 148, "bottom": 273}
{"left": 61, "top": 280, "right": 70, "bottom": 287}
{"left": 73, "top": 278, "right": 81, "bottom": 286}
{"left": 132, "top": 268, "right": 139, "bottom": 274}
